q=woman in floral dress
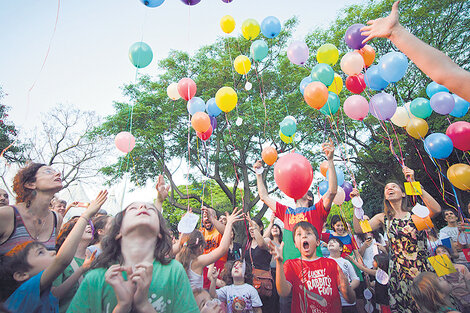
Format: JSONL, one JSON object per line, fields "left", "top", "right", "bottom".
{"left": 352, "top": 167, "right": 441, "bottom": 313}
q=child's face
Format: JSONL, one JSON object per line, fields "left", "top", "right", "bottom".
{"left": 294, "top": 226, "right": 318, "bottom": 257}
{"left": 333, "top": 221, "right": 345, "bottom": 234}
{"left": 121, "top": 202, "right": 161, "bottom": 236}
{"left": 327, "top": 240, "right": 341, "bottom": 253}
{"left": 194, "top": 290, "right": 224, "bottom": 313}
{"left": 435, "top": 247, "right": 450, "bottom": 258}
{"left": 26, "top": 245, "right": 56, "bottom": 277}
{"left": 82, "top": 224, "right": 93, "bottom": 242}
{"left": 231, "top": 261, "right": 244, "bottom": 278}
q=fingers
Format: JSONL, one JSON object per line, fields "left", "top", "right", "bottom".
{"left": 392, "top": 0, "right": 400, "bottom": 12}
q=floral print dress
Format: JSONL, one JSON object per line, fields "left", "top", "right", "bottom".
{"left": 385, "top": 212, "right": 433, "bottom": 313}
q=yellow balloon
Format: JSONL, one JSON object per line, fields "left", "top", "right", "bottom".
{"left": 406, "top": 118, "right": 429, "bottom": 139}
{"left": 279, "top": 130, "right": 294, "bottom": 144}
{"left": 220, "top": 15, "right": 235, "bottom": 34}
{"left": 241, "top": 19, "right": 260, "bottom": 40}
{"left": 317, "top": 43, "right": 339, "bottom": 65}
{"left": 328, "top": 74, "right": 343, "bottom": 95}
{"left": 215, "top": 87, "right": 238, "bottom": 112}
{"left": 234, "top": 55, "right": 251, "bottom": 75}
{"left": 447, "top": 163, "right": 470, "bottom": 191}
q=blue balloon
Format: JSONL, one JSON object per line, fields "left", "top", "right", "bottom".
{"left": 320, "top": 92, "right": 340, "bottom": 116}
{"left": 318, "top": 181, "right": 329, "bottom": 196}
{"left": 187, "top": 97, "right": 205, "bottom": 115}
{"left": 205, "top": 98, "right": 222, "bottom": 117}
{"left": 450, "top": 94, "right": 469, "bottom": 118}
{"left": 299, "top": 76, "right": 312, "bottom": 95}
{"left": 326, "top": 166, "right": 345, "bottom": 187}
{"left": 139, "top": 0, "right": 165, "bottom": 7}
{"left": 280, "top": 118, "right": 297, "bottom": 137}
{"left": 378, "top": 52, "right": 408, "bottom": 83}
{"left": 250, "top": 40, "right": 269, "bottom": 61}
{"left": 424, "top": 133, "right": 454, "bottom": 159}
{"left": 364, "top": 65, "right": 388, "bottom": 91}
{"left": 426, "top": 82, "right": 449, "bottom": 98}
{"left": 261, "top": 16, "right": 281, "bottom": 38}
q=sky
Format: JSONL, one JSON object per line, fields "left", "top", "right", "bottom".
{"left": 0, "top": 0, "right": 364, "bottom": 213}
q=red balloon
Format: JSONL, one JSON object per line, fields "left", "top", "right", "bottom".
{"left": 177, "top": 78, "right": 197, "bottom": 101}
{"left": 345, "top": 74, "right": 366, "bottom": 94}
{"left": 446, "top": 121, "right": 470, "bottom": 151}
{"left": 274, "top": 153, "right": 313, "bottom": 200}
{"left": 196, "top": 125, "right": 213, "bottom": 141}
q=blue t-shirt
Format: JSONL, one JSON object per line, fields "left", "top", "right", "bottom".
{"left": 6, "top": 270, "right": 58, "bottom": 313}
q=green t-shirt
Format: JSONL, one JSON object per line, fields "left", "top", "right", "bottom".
{"left": 53, "top": 257, "right": 85, "bottom": 313}
{"left": 66, "top": 259, "right": 198, "bottom": 313}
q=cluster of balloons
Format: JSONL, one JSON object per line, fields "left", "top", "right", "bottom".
{"left": 220, "top": 15, "right": 281, "bottom": 39}
{"left": 447, "top": 163, "right": 470, "bottom": 191}
{"left": 317, "top": 161, "right": 352, "bottom": 205}
{"left": 274, "top": 152, "right": 313, "bottom": 200}
{"left": 129, "top": 42, "right": 153, "bottom": 69}
{"left": 115, "top": 132, "right": 136, "bottom": 153}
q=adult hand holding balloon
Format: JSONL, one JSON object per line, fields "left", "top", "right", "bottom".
{"left": 274, "top": 153, "right": 313, "bottom": 200}
{"left": 345, "top": 24, "right": 367, "bottom": 49}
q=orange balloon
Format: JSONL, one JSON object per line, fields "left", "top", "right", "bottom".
{"left": 447, "top": 163, "right": 470, "bottom": 191}
{"left": 303, "top": 82, "right": 328, "bottom": 109}
{"left": 191, "top": 112, "right": 211, "bottom": 133}
{"left": 359, "top": 45, "right": 375, "bottom": 68}
{"left": 319, "top": 161, "right": 328, "bottom": 177}
{"left": 262, "top": 147, "right": 278, "bottom": 166}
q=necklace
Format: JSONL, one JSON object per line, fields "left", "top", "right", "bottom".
{"left": 33, "top": 213, "right": 49, "bottom": 240}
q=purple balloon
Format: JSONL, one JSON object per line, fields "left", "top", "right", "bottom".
{"left": 430, "top": 92, "right": 455, "bottom": 115}
{"left": 180, "top": 0, "right": 200, "bottom": 5}
{"left": 342, "top": 181, "right": 353, "bottom": 202}
{"left": 345, "top": 24, "right": 367, "bottom": 50}
{"left": 210, "top": 116, "right": 217, "bottom": 130}
{"left": 287, "top": 40, "right": 309, "bottom": 65}
{"left": 369, "top": 92, "right": 397, "bottom": 121}
{"left": 221, "top": 0, "right": 233, "bottom": 2}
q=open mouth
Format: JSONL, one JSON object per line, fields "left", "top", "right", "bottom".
{"left": 302, "top": 240, "right": 310, "bottom": 251}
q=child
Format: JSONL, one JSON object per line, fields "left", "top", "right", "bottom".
{"left": 176, "top": 208, "right": 243, "bottom": 289}
{"left": 0, "top": 190, "right": 107, "bottom": 313}
{"left": 67, "top": 201, "right": 199, "bottom": 313}
{"left": 327, "top": 237, "right": 360, "bottom": 313}
{"left": 208, "top": 260, "right": 262, "bottom": 313}
{"left": 192, "top": 288, "right": 225, "bottom": 313}
{"left": 86, "top": 214, "right": 112, "bottom": 256}
{"left": 270, "top": 221, "right": 355, "bottom": 313}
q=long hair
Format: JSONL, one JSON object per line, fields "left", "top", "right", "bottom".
{"left": 55, "top": 217, "right": 82, "bottom": 251}
{"left": 373, "top": 253, "right": 389, "bottom": 273}
{"left": 221, "top": 260, "right": 253, "bottom": 285}
{"left": 89, "top": 215, "right": 111, "bottom": 246}
{"left": 267, "top": 223, "right": 283, "bottom": 243}
{"left": 13, "top": 163, "right": 46, "bottom": 204}
{"left": 175, "top": 230, "right": 205, "bottom": 271}
{"left": 411, "top": 272, "right": 451, "bottom": 313}
{"left": 92, "top": 203, "right": 173, "bottom": 268}
{"left": 383, "top": 180, "right": 410, "bottom": 219}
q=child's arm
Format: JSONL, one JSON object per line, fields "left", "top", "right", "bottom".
{"left": 207, "top": 264, "right": 219, "bottom": 298}
{"left": 154, "top": 174, "right": 169, "bottom": 212}
{"left": 344, "top": 253, "right": 377, "bottom": 277}
{"left": 268, "top": 241, "right": 291, "bottom": 297}
{"left": 40, "top": 191, "right": 107, "bottom": 292}
{"left": 263, "top": 215, "right": 275, "bottom": 238}
{"left": 337, "top": 264, "right": 356, "bottom": 304}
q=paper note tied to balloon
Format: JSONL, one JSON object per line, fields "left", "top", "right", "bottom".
{"left": 411, "top": 214, "right": 434, "bottom": 231}
{"left": 428, "top": 254, "right": 456, "bottom": 277}
{"left": 178, "top": 212, "right": 199, "bottom": 234}
{"left": 359, "top": 219, "right": 372, "bottom": 233}
{"left": 404, "top": 181, "right": 422, "bottom": 196}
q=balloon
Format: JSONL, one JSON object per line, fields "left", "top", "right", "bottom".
{"left": 318, "top": 181, "right": 329, "bottom": 196}
{"left": 262, "top": 146, "right": 278, "bottom": 166}
{"left": 261, "top": 16, "right": 281, "bottom": 38}
{"left": 406, "top": 118, "right": 429, "bottom": 139}
{"left": 410, "top": 97, "right": 432, "bottom": 119}
{"left": 446, "top": 121, "right": 470, "bottom": 151}
{"left": 345, "top": 74, "right": 366, "bottom": 94}
{"left": 167, "top": 83, "right": 180, "bottom": 100}
{"left": 187, "top": 97, "right": 205, "bottom": 115}
{"left": 319, "top": 161, "right": 328, "bottom": 177}
{"left": 250, "top": 40, "right": 268, "bottom": 61}
{"left": 345, "top": 24, "right": 367, "bottom": 49}
{"left": 191, "top": 112, "right": 210, "bottom": 133}
{"left": 424, "top": 133, "right": 453, "bottom": 159}
{"left": 340, "top": 51, "right": 364, "bottom": 76}
{"left": 378, "top": 52, "right": 408, "bottom": 83}
{"left": 333, "top": 187, "right": 346, "bottom": 205}
{"left": 326, "top": 166, "right": 345, "bottom": 187}
{"left": 234, "top": 55, "right": 251, "bottom": 75}
{"left": 426, "top": 82, "right": 449, "bottom": 98}
{"left": 364, "top": 65, "right": 389, "bottom": 91}
{"left": 430, "top": 92, "right": 455, "bottom": 115}
{"left": 215, "top": 87, "right": 237, "bottom": 113}
{"left": 299, "top": 76, "right": 312, "bottom": 95}
{"left": 221, "top": 0, "right": 233, "bottom": 2}
{"left": 328, "top": 74, "right": 343, "bottom": 95}
{"left": 220, "top": 15, "right": 236, "bottom": 34}
{"left": 316, "top": 43, "right": 339, "bottom": 65}
{"left": 342, "top": 181, "right": 353, "bottom": 202}
{"left": 391, "top": 106, "right": 412, "bottom": 127}
{"left": 447, "top": 163, "right": 470, "bottom": 191}
{"left": 139, "top": 0, "right": 165, "bottom": 7}
{"left": 274, "top": 153, "right": 313, "bottom": 200}
{"left": 287, "top": 40, "right": 309, "bottom": 65}
{"left": 311, "top": 64, "right": 334, "bottom": 86}
{"left": 128, "top": 42, "right": 153, "bottom": 69}
{"left": 285, "top": 115, "right": 297, "bottom": 123}
{"left": 206, "top": 98, "right": 222, "bottom": 117}
{"left": 196, "top": 124, "right": 213, "bottom": 141}
{"left": 343, "top": 95, "right": 369, "bottom": 121}
{"left": 241, "top": 19, "right": 260, "bottom": 40}
{"left": 279, "top": 130, "right": 294, "bottom": 144}
{"left": 359, "top": 45, "right": 375, "bottom": 67}
{"left": 177, "top": 78, "right": 197, "bottom": 101}
{"left": 280, "top": 118, "right": 297, "bottom": 137}
{"left": 369, "top": 92, "right": 397, "bottom": 121}
{"left": 115, "top": 132, "right": 136, "bottom": 153}
{"left": 303, "top": 82, "right": 328, "bottom": 109}
{"left": 180, "top": 0, "right": 201, "bottom": 5}
{"left": 210, "top": 115, "right": 217, "bottom": 130}
{"left": 403, "top": 102, "right": 416, "bottom": 119}
{"left": 320, "top": 92, "right": 340, "bottom": 116}
{"left": 450, "top": 94, "right": 469, "bottom": 118}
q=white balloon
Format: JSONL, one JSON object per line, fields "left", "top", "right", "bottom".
{"left": 340, "top": 51, "right": 364, "bottom": 76}
{"left": 391, "top": 106, "right": 411, "bottom": 127}
{"left": 333, "top": 186, "right": 346, "bottom": 205}
{"left": 354, "top": 207, "right": 364, "bottom": 220}
{"left": 376, "top": 268, "right": 390, "bottom": 285}
{"left": 351, "top": 196, "right": 363, "bottom": 208}
{"left": 363, "top": 289, "right": 373, "bottom": 300}
{"left": 167, "top": 82, "right": 181, "bottom": 100}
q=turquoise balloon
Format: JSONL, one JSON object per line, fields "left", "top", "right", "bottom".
{"left": 320, "top": 92, "right": 340, "bottom": 116}
{"left": 280, "top": 118, "right": 297, "bottom": 137}
{"left": 450, "top": 94, "right": 469, "bottom": 118}
{"left": 129, "top": 42, "right": 153, "bottom": 68}
{"left": 426, "top": 82, "right": 449, "bottom": 98}
{"left": 410, "top": 97, "right": 432, "bottom": 119}
{"left": 310, "top": 64, "right": 334, "bottom": 86}
{"left": 250, "top": 40, "right": 269, "bottom": 61}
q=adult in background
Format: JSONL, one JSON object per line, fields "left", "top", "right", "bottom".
{"left": 0, "top": 188, "right": 9, "bottom": 206}
{"left": 439, "top": 209, "right": 469, "bottom": 265}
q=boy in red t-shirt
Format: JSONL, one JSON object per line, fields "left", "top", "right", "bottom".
{"left": 269, "top": 221, "right": 355, "bottom": 313}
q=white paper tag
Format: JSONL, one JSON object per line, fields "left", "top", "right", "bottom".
{"left": 236, "top": 117, "right": 243, "bottom": 126}
{"left": 351, "top": 196, "right": 363, "bottom": 208}
{"left": 255, "top": 167, "right": 264, "bottom": 175}
{"left": 376, "top": 268, "right": 390, "bottom": 285}
{"left": 245, "top": 81, "right": 252, "bottom": 91}
{"left": 354, "top": 207, "right": 364, "bottom": 220}
{"left": 178, "top": 212, "right": 199, "bottom": 234}
{"left": 363, "top": 288, "right": 372, "bottom": 300}
{"left": 412, "top": 203, "right": 430, "bottom": 218}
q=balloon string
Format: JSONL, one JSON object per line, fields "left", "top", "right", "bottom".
{"left": 187, "top": 114, "right": 191, "bottom": 211}
{"left": 338, "top": 107, "right": 358, "bottom": 187}
{"left": 129, "top": 153, "right": 140, "bottom": 188}
{"left": 252, "top": 63, "right": 268, "bottom": 139}
{"left": 388, "top": 121, "right": 405, "bottom": 164}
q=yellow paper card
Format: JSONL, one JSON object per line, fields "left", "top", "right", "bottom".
{"left": 404, "top": 181, "right": 422, "bottom": 196}
{"left": 359, "top": 219, "right": 372, "bottom": 233}
{"left": 428, "top": 254, "right": 456, "bottom": 277}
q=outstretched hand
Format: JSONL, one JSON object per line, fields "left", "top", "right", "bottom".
{"left": 268, "top": 241, "right": 284, "bottom": 263}
{"left": 322, "top": 138, "right": 335, "bottom": 161}
{"left": 207, "top": 264, "right": 220, "bottom": 282}
{"left": 402, "top": 166, "right": 415, "bottom": 182}
{"left": 156, "top": 174, "right": 170, "bottom": 202}
{"left": 253, "top": 160, "right": 263, "bottom": 172}
{"left": 83, "top": 190, "right": 108, "bottom": 219}
{"left": 350, "top": 188, "right": 360, "bottom": 199}
{"left": 226, "top": 207, "right": 245, "bottom": 225}
{"left": 361, "top": 1, "right": 401, "bottom": 43}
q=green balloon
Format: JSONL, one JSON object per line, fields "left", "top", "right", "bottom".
{"left": 410, "top": 97, "right": 432, "bottom": 119}
{"left": 311, "top": 64, "right": 334, "bottom": 86}
{"left": 250, "top": 40, "right": 269, "bottom": 62}
{"left": 129, "top": 42, "right": 153, "bottom": 69}
{"left": 320, "top": 92, "right": 340, "bottom": 116}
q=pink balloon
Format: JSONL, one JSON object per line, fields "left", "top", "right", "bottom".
{"left": 446, "top": 121, "right": 470, "bottom": 151}
{"left": 340, "top": 51, "right": 364, "bottom": 76}
{"left": 177, "top": 78, "right": 197, "bottom": 101}
{"left": 115, "top": 131, "right": 136, "bottom": 153}
{"left": 344, "top": 95, "right": 369, "bottom": 121}
{"left": 274, "top": 152, "right": 313, "bottom": 200}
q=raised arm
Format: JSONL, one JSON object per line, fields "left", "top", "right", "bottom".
{"left": 321, "top": 139, "right": 337, "bottom": 211}
{"left": 402, "top": 167, "right": 441, "bottom": 216}
{"left": 207, "top": 264, "right": 220, "bottom": 298}
{"left": 154, "top": 174, "right": 170, "bottom": 212}
{"left": 254, "top": 160, "right": 277, "bottom": 212}
{"left": 361, "top": 1, "right": 470, "bottom": 102}
{"left": 247, "top": 215, "right": 270, "bottom": 250}
{"left": 202, "top": 207, "right": 226, "bottom": 234}
{"left": 268, "top": 241, "right": 292, "bottom": 297}
{"left": 263, "top": 214, "right": 275, "bottom": 238}
{"left": 345, "top": 253, "right": 377, "bottom": 277}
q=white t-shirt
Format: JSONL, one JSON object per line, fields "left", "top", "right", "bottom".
{"left": 440, "top": 226, "right": 459, "bottom": 242}
{"left": 355, "top": 234, "right": 386, "bottom": 269}
{"left": 329, "top": 257, "right": 359, "bottom": 306}
{"left": 216, "top": 283, "right": 262, "bottom": 313}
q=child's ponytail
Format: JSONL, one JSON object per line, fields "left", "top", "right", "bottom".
{"left": 175, "top": 230, "right": 205, "bottom": 271}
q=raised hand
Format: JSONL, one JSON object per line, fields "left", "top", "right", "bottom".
{"left": 253, "top": 160, "right": 263, "bottom": 172}
{"left": 82, "top": 250, "right": 97, "bottom": 272}
{"left": 156, "top": 174, "right": 170, "bottom": 202}
{"left": 322, "top": 138, "right": 335, "bottom": 161}
{"left": 350, "top": 188, "right": 360, "bottom": 199}
{"left": 360, "top": 1, "right": 401, "bottom": 43}
{"left": 131, "top": 262, "right": 154, "bottom": 312}
{"left": 226, "top": 207, "right": 245, "bottom": 225}
{"left": 105, "top": 265, "right": 136, "bottom": 310}
{"left": 201, "top": 206, "right": 216, "bottom": 222}
{"left": 207, "top": 263, "right": 220, "bottom": 282}
{"left": 268, "top": 241, "right": 284, "bottom": 263}
{"left": 83, "top": 190, "right": 108, "bottom": 219}
{"left": 402, "top": 166, "right": 415, "bottom": 182}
